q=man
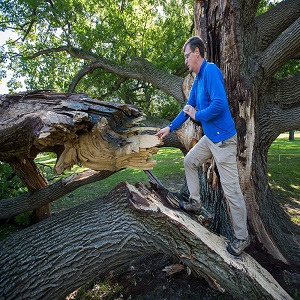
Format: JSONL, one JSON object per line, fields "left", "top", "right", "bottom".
{"left": 155, "top": 36, "right": 249, "bottom": 256}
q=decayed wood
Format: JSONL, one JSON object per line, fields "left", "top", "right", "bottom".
{"left": 0, "top": 182, "right": 292, "bottom": 300}
{"left": 9, "top": 155, "right": 51, "bottom": 220}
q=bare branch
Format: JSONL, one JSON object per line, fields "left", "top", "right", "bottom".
{"left": 26, "top": 46, "right": 185, "bottom": 101}
{"left": 256, "top": 17, "right": 300, "bottom": 80}
{"left": 255, "top": 0, "right": 300, "bottom": 51}
{"left": 0, "top": 170, "right": 116, "bottom": 220}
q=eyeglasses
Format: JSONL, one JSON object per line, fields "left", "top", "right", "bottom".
{"left": 184, "top": 51, "right": 193, "bottom": 60}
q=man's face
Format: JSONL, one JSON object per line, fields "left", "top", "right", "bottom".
{"left": 184, "top": 44, "right": 195, "bottom": 73}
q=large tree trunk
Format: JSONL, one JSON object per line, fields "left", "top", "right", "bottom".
{"left": 193, "top": 0, "right": 300, "bottom": 265}
{"left": 0, "top": 182, "right": 293, "bottom": 300}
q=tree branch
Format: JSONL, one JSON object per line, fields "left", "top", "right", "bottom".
{"left": 258, "top": 104, "right": 300, "bottom": 144}
{"left": 255, "top": 0, "right": 300, "bottom": 51}
{"left": 271, "top": 72, "right": 300, "bottom": 109}
{"left": 67, "top": 63, "right": 100, "bottom": 93}
{"left": 0, "top": 169, "right": 116, "bottom": 220}
{"left": 68, "top": 63, "right": 128, "bottom": 97}
{"left": 26, "top": 46, "right": 185, "bottom": 102}
{"left": 256, "top": 17, "right": 300, "bottom": 80}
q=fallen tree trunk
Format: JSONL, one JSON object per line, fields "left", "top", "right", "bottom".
{"left": 0, "top": 182, "right": 292, "bottom": 300}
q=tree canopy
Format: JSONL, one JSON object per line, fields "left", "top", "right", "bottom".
{"left": 0, "top": 0, "right": 194, "bottom": 116}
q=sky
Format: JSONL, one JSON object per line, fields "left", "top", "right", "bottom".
{"left": 0, "top": 30, "right": 24, "bottom": 94}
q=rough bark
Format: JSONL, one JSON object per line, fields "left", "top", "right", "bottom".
{"left": 0, "top": 182, "right": 293, "bottom": 300}
{"left": 27, "top": 48, "right": 185, "bottom": 102}
{"left": 7, "top": 0, "right": 298, "bottom": 266}
{"left": 193, "top": 0, "right": 300, "bottom": 266}
{"left": 9, "top": 155, "right": 50, "bottom": 220}
{"left": 0, "top": 90, "right": 160, "bottom": 172}
{"left": 0, "top": 1, "right": 299, "bottom": 297}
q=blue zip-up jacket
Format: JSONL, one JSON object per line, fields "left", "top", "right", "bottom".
{"left": 168, "top": 60, "right": 236, "bottom": 143}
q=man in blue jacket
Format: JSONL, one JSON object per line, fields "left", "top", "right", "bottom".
{"left": 156, "top": 36, "right": 249, "bottom": 256}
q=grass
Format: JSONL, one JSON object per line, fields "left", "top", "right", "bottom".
{"left": 1, "top": 135, "right": 299, "bottom": 228}
{"left": 49, "top": 147, "right": 185, "bottom": 213}
{"left": 267, "top": 134, "right": 300, "bottom": 224}
{"left": 0, "top": 148, "right": 184, "bottom": 239}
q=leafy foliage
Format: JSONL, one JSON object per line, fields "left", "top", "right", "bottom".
{"left": 0, "top": 162, "right": 26, "bottom": 199}
{"left": 0, "top": 0, "right": 193, "bottom": 116}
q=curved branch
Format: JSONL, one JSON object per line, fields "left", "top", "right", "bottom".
{"left": 258, "top": 104, "right": 300, "bottom": 144}
{"left": 67, "top": 63, "right": 100, "bottom": 93}
{"left": 84, "top": 58, "right": 184, "bottom": 102}
{"left": 174, "top": 64, "right": 188, "bottom": 76}
{"left": 255, "top": 0, "right": 300, "bottom": 51}
{"left": 68, "top": 63, "right": 128, "bottom": 96}
{"left": 26, "top": 46, "right": 185, "bottom": 102}
{"left": 256, "top": 17, "right": 300, "bottom": 80}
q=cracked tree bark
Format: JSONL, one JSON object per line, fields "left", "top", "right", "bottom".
{"left": 0, "top": 181, "right": 292, "bottom": 300}
{"left": 0, "top": 90, "right": 295, "bottom": 299}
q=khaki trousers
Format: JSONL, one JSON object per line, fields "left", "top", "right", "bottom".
{"left": 184, "top": 134, "right": 248, "bottom": 240}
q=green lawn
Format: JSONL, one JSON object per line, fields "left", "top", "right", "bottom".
{"left": 48, "top": 147, "right": 185, "bottom": 213}
{"left": 50, "top": 137, "right": 300, "bottom": 225}
{"left": 267, "top": 135, "right": 300, "bottom": 224}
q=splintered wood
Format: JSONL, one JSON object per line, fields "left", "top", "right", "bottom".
{"left": 0, "top": 90, "right": 161, "bottom": 174}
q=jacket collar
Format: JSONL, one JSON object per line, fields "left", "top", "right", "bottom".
{"left": 196, "top": 59, "right": 207, "bottom": 80}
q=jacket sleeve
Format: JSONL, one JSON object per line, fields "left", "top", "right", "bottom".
{"left": 168, "top": 79, "right": 197, "bottom": 132}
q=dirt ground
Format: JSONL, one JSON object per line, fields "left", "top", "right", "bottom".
{"left": 68, "top": 247, "right": 300, "bottom": 300}
{"left": 68, "top": 254, "right": 235, "bottom": 300}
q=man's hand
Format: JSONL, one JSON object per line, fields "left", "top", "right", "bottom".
{"left": 155, "top": 126, "right": 171, "bottom": 141}
{"left": 183, "top": 105, "right": 196, "bottom": 120}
